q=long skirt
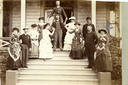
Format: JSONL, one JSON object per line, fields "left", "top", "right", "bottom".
{"left": 39, "top": 39, "right": 54, "bottom": 59}
{"left": 70, "top": 49, "right": 84, "bottom": 59}
{"left": 95, "top": 49, "right": 113, "bottom": 72}
{"left": 63, "top": 32, "right": 75, "bottom": 50}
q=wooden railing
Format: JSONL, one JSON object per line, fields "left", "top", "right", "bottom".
{"left": 0, "top": 37, "right": 10, "bottom": 85}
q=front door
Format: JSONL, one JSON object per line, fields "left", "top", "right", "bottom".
{"left": 44, "top": 0, "right": 74, "bottom": 48}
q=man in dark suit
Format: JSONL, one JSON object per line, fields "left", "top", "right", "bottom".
{"left": 84, "top": 25, "right": 98, "bottom": 69}
{"left": 52, "top": 14, "right": 64, "bottom": 51}
{"left": 51, "top": 0, "right": 67, "bottom": 24}
{"left": 19, "top": 27, "right": 31, "bottom": 68}
{"left": 82, "top": 17, "right": 95, "bottom": 40}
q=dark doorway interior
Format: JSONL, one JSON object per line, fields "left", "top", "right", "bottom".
{"left": 45, "top": 0, "right": 74, "bottom": 48}
{"left": 3, "top": 1, "right": 12, "bottom": 37}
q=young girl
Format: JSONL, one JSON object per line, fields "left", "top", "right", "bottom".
{"left": 39, "top": 23, "right": 55, "bottom": 61}
{"left": 95, "top": 29, "right": 112, "bottom": 72}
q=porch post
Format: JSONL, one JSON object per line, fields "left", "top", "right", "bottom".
{"left": 0, "top": 0, "right": 3, "bottom": 38}
{"left": 91, "top": 1, "right": 96, "bottom": 28}
{"left": 119, "top": 3, "right": 122, "bottom": 48}
{"left": 21, "top": 0, "right": 26, "bottom": 34}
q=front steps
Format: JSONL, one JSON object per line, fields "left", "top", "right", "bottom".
{"left": 16, "top": 51, "right": 99, "bottom": 85}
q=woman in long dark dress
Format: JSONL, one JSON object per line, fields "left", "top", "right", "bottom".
{"left": 94, "top": 29, "right": 112, "bottom": 72}
{"left": 7, "top": 27, "right": 21, "bottom": 70}
{"left": 69, "top": 22, "right": 84, "bottom": 59}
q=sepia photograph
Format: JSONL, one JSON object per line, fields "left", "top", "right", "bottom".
{"left": 0, "top": 0, "right": 126, "bottom": 85}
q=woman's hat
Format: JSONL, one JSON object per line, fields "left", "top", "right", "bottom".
{"left": 69, "top": 16, "right": 76, "bottom": 20}
{"left": 98, "top": 29, "right": 107, "bottom": 34}
{"left": 23, "top": 26, "right": 29, "bottom": 30}
{"left": 38, "top": 17, "right": 44, "bottom": 20}
{"left": 86, "top": 17, "right": 91, "bottom": 20}
{"left": 31, "top": 24, "right": 37, "bottom": 28}
{"left": 12, "top": 27, "right": 19, "bottom": 32}
{"left": 74, "top": 22, "right": 81, "bottom": 25}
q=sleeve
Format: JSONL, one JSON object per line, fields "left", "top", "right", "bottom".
{"left": 51, "top": 7, "right": 55, "bottom": 17}
{"left": 82, "top": 25, "right": 85, "bottom": 39}
{"left": 105, "top": 36, "right": 109, "bottom": 47}
{"left": 62, "top": 7, "right": 67, "bottom": 18}
{"left": 29, "top": 36, "right": 32, "bottom": 48}
{"left": 93, "top": 32, "right": 99, "bottom": 45}
{"left": 92, "top": 24, "right": 96, "bottom": 32}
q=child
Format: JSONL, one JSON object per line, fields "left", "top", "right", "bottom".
{"left": 19, "top": 27, "right": 31, "bottom": 68}
{"left": 39, "top": 23, "right": 55, "bottom": 61}
{"left": 95, "top": 29, "right": 112, "bottom": 72}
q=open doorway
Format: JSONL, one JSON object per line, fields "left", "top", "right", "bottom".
{"left": 44, "top": 0, "right": 74, "bottom": 48}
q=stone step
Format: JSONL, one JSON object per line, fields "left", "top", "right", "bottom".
{"left": 27, "top": 64, "right": 88, "bottom": 70}
{"left": 17, "top": 78, "right": 99, "bottom": 85}
{"left": 19, "top": 73, "right": 97, "bottom": 79}
{"left": 20, "top": 68, "right": 95, "bottom": 74}
{"left": 27, "top": 61, "right": 88, "bottom": 65}
{"left": 28, "top": 59, "right": 88, "bottom": 62}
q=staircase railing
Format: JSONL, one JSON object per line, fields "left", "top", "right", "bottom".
{"left": 0, "top": 37, "right": 10, "bottom": 85}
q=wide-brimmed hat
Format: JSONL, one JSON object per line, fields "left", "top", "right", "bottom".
{"left": 74, "top": 22, "right": 81, "bottom": 25}
{"left": 69, "top": 16, "right": 76, "bottom": 20}
{"left": 23, "top": 26, "right": 29, "bottom": 30}
{"left": 86, "top": 17, "right": 91, "bottom": 20}
{"left": 12, "top": 27, "right": 19, "bottom": 32}
{"left": 31, "top": 24, "right": 37, "bottom": 28}
{"left": 38, "top": 17, "right": 44, "bottom": 20}
{"left": 98, "top": 29, "right": 107, "bottom": 34}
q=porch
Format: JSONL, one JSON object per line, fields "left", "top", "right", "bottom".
{"left": 0, "top": 0, "right": 121, "bottom": 38}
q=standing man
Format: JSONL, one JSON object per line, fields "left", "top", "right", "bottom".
{"left": 52, "top": 14, "right": 64, "bottom": 51}
{"left": 51, "top": 0, "right": 68, "bottom": 24}
{"left": 84, "top": 25, "right": 98, "bottom": 69}
{"left": 19, "top": 27, "right": 31, "bottom": 68}
{"left": 82, "top": 17, "right": 95, "bottom": 39}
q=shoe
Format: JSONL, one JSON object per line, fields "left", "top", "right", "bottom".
{"left": 87, "top": 65, "right": 92, "bottom": 68}
{"left": 43, "top": 58, "right": 46, "bottom": 61}
{"left": 24, "top": 66, "right": 28, "bottom": 68}
{"left": 60, "top": 48, "right": 63, "bottom": 51}
{"left": 53, "top": 48, "right": 56, "bottom": 51}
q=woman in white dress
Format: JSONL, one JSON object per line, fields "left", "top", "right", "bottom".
{"left": 39, "top": 23, "right": 55, "bottom": 61}
{"left": 63, "top": 16, "right": 76, "bottom": 51}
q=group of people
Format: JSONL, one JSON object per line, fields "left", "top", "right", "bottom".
{"left": 6, "top": 0, "right": 112, "bottom": 72}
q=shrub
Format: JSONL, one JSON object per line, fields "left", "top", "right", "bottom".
{"left": 109, "top": 35, "right": 122, "bottom": 85}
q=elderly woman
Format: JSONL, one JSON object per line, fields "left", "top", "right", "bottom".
{"left": 63, "top": 16, "right": 76, "bottom": 51}
{"left": 94, "top": 29, "right": 112, "bottom": 72}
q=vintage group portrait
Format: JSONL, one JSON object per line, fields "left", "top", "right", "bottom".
{"left": 0, "top": 0, "right": 125, "bottom": 85}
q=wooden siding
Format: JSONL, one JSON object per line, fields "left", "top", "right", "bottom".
{"left": 77, "top": 1, "right": 91, "bottom": 27}
{"left": 26, "top": 0, "right": 41, "bottom": 27}
{"left": 12, "top": 0, "right": 21, "bottom": 28}
{"left": 96, "top": 2, "right": 107, "bottom": 32}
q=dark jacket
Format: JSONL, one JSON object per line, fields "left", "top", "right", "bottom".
{"left": 52, "top": 21, "right": 64, "bottom": 30}
{"left": 19, "top": 34, "right": 31, "bottom": 48}
{"left": 85, "top": 32, "right": 98, "bottom": 52}
{"left": 82, "top": 23, "right": 95, "bottom": 40}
